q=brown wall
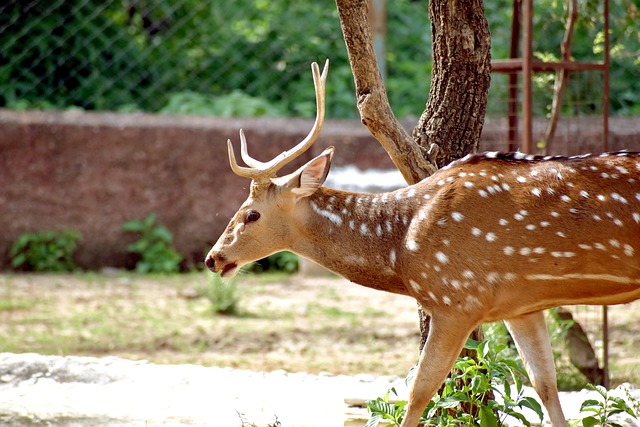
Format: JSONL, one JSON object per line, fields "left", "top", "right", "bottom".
{"left": 1, "top": 109, "right": 638, "bottom": 270}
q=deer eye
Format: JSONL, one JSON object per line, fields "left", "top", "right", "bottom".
{"left": 245, "top": 210, "right": 261, "bottom": 224}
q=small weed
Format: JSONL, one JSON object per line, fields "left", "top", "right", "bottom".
{"left": 0, "top": 299, "right": 36, "bottom": 311}
{"left": 199, "top": 273, "right": 240, "bottom": 315}
{"left": 122, "top": 212, "right": 182, "bottom": 273}
{"left": 10, "top": 229, "right": 81, "bottom": 272}
{"left": 237, "top": 411, "right": 282, "bottom": 427}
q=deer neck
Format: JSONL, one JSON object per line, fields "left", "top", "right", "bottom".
{"left": 290, "top": 186, "right": 416, "bottom": 295}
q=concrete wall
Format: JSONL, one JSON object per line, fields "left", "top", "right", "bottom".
{"left": 1, "top": 109, "right": 638, "bottom": 269}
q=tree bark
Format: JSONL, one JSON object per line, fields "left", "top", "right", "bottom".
{"left": 413, "top": 0, "right": 491, "bottom": 167}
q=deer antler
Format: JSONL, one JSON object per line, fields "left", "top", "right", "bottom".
{"left": 227, "top": 59, "right": 329, "bottom": 182}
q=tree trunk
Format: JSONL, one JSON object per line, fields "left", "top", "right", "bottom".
{"left": 336, "top": 0, "right": 492, "bottom": 417}
{"left": 413, "top": 0, "right": 491, "bottom": 168}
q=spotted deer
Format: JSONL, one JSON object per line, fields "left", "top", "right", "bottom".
{"left": 204, "top": 60, "right": 640, "bottom": 427}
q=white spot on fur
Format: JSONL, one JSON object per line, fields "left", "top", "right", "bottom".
{"left": 435, "top": 252, "right": 449, "bottom": 264}
{"left": 451, "top": 212, "right": 465, "bottom": 222}
{"left": 311, "top": 202, "right": 343, "bottom": 226}
{"left": 611, "top": 193, "right": 628, "bottom": 204}
{"left": 407, "top": 240, "right": 420, "bottom": 251}
{"left": 486, "top": 272, "right": 500, "bottom": 284}
{"left": 409, "top": 279, "right": 421, "bottom": 293}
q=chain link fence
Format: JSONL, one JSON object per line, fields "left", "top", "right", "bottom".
{"left": 3, "top": 1, "right": 637, "bottom": 120}
{"left": 0, "top": 0, "right": 432, "bottom": 119}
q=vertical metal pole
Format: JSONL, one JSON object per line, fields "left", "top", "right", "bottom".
{"left": 603, "top": 306, "right": 610, "bottom": 387}
{"left": 522, "top": 0, "right": 533, "bottom": 153}
{"left": 602, "top": 0, "right": 611, "bottom": 389}
{"left": 369, "top": 0, "right": 387, "bottom": 82}
{"left": 603, "top": 0, "right": 610, "bottom": 152}
{"left": 508, "top": 0, "right": 522, "bottom": 152}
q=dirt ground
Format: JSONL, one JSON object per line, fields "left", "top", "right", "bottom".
{"left": 0, "top": 272, "right": 638, "bottom": 388}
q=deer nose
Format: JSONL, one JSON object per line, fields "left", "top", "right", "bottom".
{"left": 204, "top": 255, "right": 216, "bottom": 271}
{"left": 204, "top": 251, "right": 226, "bottom": 273}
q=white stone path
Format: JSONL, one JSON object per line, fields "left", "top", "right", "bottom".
{"left": 0, "top": 353, "right": 638, "bottom": 427}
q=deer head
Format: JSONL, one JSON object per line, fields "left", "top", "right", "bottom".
{"left": 205, "top": 60, "right": 331, "bottom": 277}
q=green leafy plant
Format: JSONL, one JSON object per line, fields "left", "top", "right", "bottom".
{"left": 247, "top": 251, "right": 299, "bottom": 274}
{"left": 572, "top": 384, "right": 639, "bottom": 427}
{"left": 9, "top": 229, "right": 81, "bottom": 272}
{"left": 160, "top": 90, "right": 286, "bottom": 117}
{"left": 367, "top": 339, "right": 544, "bottom": 427}
{"left": 122, "top": 213, "right": 182, "bottom": 273}
{"left": 199, "top": 272, "right": 241, "bottom": 315}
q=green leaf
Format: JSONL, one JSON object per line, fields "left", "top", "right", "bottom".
{"left": 580, "top": 399, "right": 601, "bottom": 411}
{"left": 364, "top": 413, "right": 381, "bottom": 427}
{"left": 10, "top": 253, "right": 27, "bottom": 268}
{"left": 479, "top": 405, "right": 498, "bottom": 427}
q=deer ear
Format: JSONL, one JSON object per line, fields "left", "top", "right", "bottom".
{"left": 289, "top": 146, "right": 334, "bottom": 199}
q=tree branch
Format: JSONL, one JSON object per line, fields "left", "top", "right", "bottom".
{"left": 335, "top": 0, "right": 438, "bottom": 184}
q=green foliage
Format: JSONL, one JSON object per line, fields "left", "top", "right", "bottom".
{"left": 366, "top": 339, "right": 544, "bottom": 427}
{"left": 122, "top": 213, "right": 182, "bottom": 274}
{"left": 571, "top": 384, "right": 639, "bottom": 427}
{"left": 199, "top": 272, "right": 241, "bottom": 316}
{"left": 9, "top": 229, "right": 81, "bottom": 272}
{"left": 160, "top": 90, "right": 286, "bottom": 117}
{"left": 1, "top": 0, "right": 638, "bottom": 116}
{"left": 0, "top": 0, "right": 154, "bottom": 111}
{"left": 247, "top": 252, "right": 299, "bottom": 274}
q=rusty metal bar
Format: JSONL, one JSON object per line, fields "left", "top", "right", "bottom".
{"left": 602, "top": 0, "right": 610, "bottom": 389}
{"left": 522, "top": 0, "right": 533, "bottom": 153}
{"left": 507, "top": 0, "right": 521, "bottom": 152}
{"left": 603, "top": 0, "right": 610, "bottom": 152}
{"left": 492, "top": 59, "right": 607, "bottom": 73}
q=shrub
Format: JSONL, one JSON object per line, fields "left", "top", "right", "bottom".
{"left": 366, "top": 339, "right": 543, "bottom": 427}
{"left": 9, "top": 229, "right": 81, "bottom": 272}
{"left": 199, "top": 272, "right": 241, "bottom": 316}
{"left": 247, "top": 251, "right": 299, "bottom": 274}
{"left": 122, "top": 213, "right": 182, "bottom": 273}
{"left": 572, "top": 384, "right": 638, "bottom": 427}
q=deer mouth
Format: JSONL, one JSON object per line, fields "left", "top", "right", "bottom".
{"left": 220, "top": 262, "right": 239, "bottom": 278}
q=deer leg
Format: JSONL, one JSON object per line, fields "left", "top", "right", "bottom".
{"left": 400, "top": 314, "right": 475, "bottom": 427}
{"left": 505, "top": 311, "right": 568, "bottom": 427}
